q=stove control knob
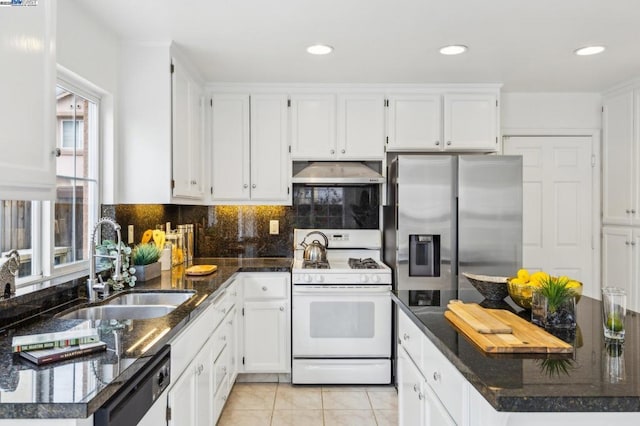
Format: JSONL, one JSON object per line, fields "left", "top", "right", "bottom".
{"left": 360, "top": 275, "right": 369, "bottom": 283}
{"left": 303, "top": 274, "right": 312, "bottom": 283}
{"left": 371, "top": 275, "right": 381, "bottom": 283}
{"left": 315, "top": 275, "right": 324, "bottom": 283}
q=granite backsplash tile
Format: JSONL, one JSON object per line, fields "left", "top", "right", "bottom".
{"left": 106, "top": 204, "right": 295, "bottom": 258}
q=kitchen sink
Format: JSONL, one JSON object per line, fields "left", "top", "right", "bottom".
{"left": 58, "top": 305, "right": 177, "bottom": 320}
{"left": 105, "top": 291, "right": 195, "bottom": 306}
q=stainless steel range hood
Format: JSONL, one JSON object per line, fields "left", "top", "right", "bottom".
{"left": 292, "top": 162, "right": 385, "bottom": 185}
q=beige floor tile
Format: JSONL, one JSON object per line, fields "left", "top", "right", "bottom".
{"left": 224, "top": 384, "right": 276, "bottom": 410}
{"left": 322, "top": 385, "right": 370, "bottom": 392}
{"left": 367, "top": 390, "right": 398, "bottom": 410}
{"left": 365, "top": 385, "right": 397, "bottom": 392}
{"left": 232, "top": 382, "right": 278, "bottom": 392}
{"left": 322, "top": 390, "right": 372, "bottom": 410}
{"left": 217, "top": 409, "right": 272, "bottom": 426}
{"left": 271, "top": 409, "right": 324, "bottom": 426}
{"left": 323, "top": 409, "right": 377, "bottom": 426}
{"left": 274, "top": 384, "right": 323, "bottom": 410}
{"left": 374, "top": 409, "right": 399, "bottom": 426}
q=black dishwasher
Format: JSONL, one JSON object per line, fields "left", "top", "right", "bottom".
{"left": 94, "top": 344, "right": 171, "bottom": 426}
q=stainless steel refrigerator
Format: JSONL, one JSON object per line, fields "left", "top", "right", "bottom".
{"left": 384, "top": 155, "right": 522, "bottom": 298}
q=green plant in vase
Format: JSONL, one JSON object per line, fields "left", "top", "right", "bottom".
{"left": 96, "top": 240, "right": 136, "bottom": 290}
{"left": 537, "top": 276, "right": 578, "bottom": 329}
{"left": 132, "top": 243, "right": 161, "bottom": 266}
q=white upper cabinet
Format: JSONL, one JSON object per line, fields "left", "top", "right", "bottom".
{"left": 211, "top": 94, "right": 251, "bottom": 202}
{"left": 0, "top": 2, "right": 56, "bottom": 200}
{"left": 387, "top": 91, "right": 499, "bottom": 152}
{"left": 387, "top": 94, "right": 442, "bottom": 151}
{"left": 210, "top": 93, "right": 290, "bottom": 204}
{"left": 337, "top": 94, "right": 386, "bottom": 159}
{"left": 290, "top": 94, "right": 337, "bottom": 159}
{"left": 443, "top": 93, "right": 498, "bottom": 151}
{"left": 602, "top": 89, "right": 637, "bottom": 225}
{"left": 172, "top": 56, "right": 205, "bottom": 199}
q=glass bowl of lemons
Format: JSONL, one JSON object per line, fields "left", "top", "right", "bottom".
{"left": 507, "top": 269, "right": 583, "bottom": 310}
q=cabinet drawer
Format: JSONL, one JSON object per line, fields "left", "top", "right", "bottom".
{"left": 423, "top": 337, "right": 465, "bottom": 425}
{"left": 214, "top": 345, "right": 229, "bottom": 391}
{"left": 398, "top": 310, "right": 423, "bottom": 369}
{"left": 243, "top": 275, "right": 288, "bottom": 299}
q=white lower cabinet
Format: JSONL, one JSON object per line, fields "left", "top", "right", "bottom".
{"left": 602, "top": 226, "right": 640, "bottom": 311}
{"left": 240, "top": 273, "right": 291, "bottom": 373}
{"left": 397, "top": 309, "right": 460, "bottom": 426}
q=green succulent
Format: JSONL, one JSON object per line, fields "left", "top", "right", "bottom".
{"left": 132, "top": 243, "right": 161, "bottom": 266}
{"left": 537, "top": 358, "right": 575, "bottom": 377}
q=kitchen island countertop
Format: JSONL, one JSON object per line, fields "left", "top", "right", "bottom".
{"left": 392, "top": 289, "right": 640, "bottom": 413}
{"left": 0, "top": 258, "right": 291, "bottom": 419}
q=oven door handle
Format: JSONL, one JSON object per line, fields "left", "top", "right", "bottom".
{"left": 292, "top": 286, "right": 391, "bottom": 295}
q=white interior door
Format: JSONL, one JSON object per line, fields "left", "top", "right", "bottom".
{"left": 504, "top": 135, "right": 596, "bottom": 295}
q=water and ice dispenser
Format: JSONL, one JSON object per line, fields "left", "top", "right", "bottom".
{"left": 408, "top": 234, "right": 440, "bottom": 277}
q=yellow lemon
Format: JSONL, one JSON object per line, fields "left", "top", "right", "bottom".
{"left": 531, "top": 271, "right": 550, "bottom": 282}
{"left": 566, "top": 280, "right": 581, "bottom": 288}
{"left": 517, "top": 268, "right": 530, "bottom": 282}
{"left": 510, "top": 277, "right": 526, "bottom": 285}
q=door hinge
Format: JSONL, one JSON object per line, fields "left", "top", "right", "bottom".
{"left": 287, "top": 99, "right": 291, "bottom": 107}
{"left": 210, "top": 99, "right": 213, "bottom": 107}
{"left": 166, "top": 406, "right": 172, "bottom": 421}
{"left": 496, "top": 136, "right": 498, "bottom": 144}
{"left": 496, "top": 99, "right": 499, "bottom": 107}
{"left": 287, "top": 186, "right": 290, "bottom": 195}
{"left": 288, "top": 145, "right": 291, "bottom": 153}
{"left": 384, "top": 99, "right": 389, "bottom": 107}
{"left": 242, "top": 356, "right": 245, "bottom": 365}
{"left": 386, "top": 136, "right": 389, "bottom": 144}
{"left": 602, "top": 106, "right": 605, "bottom": 113}
{"left": 170, "top": 63, "right": 174, "bottom": 74}
{"left": 242, "top": 307, "right": 244, "bottom": 316}
{"left": 171, "top": 179, "right": 175, "bottom": 189}
{"left": 210, "top": 186, "right": 213, "bottom": 195}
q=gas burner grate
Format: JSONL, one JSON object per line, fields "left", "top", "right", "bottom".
{"left": 348, "top": 258, "right": 382, "bottom": 269}
{"left": 302, "top": 260, "right": 331, "bottom": 269}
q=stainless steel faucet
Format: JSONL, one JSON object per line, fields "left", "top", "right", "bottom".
{"left": 87, "top": 217, "right": 122, "bottom": 302}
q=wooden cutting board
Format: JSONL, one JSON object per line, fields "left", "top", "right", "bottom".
{"left": 447, "top": 301, "right": 512, "bottom": 334}
{"left": 185, "top": 265, "right": 217, "bottom": 276}
{"left": 445, "top": 304, "right": 573, "bottom": 353}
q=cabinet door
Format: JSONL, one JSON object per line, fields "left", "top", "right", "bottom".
{"left": 423, "top": 383, "right": 456, "bottom": 426}
{"left": 194, "top": 343, "right": 213, "bottom": 426}
{"left": 172, "top": 57, "right": 204, "bottom": 199}
{"left": 167, "top": 364, "right": 197, "bottom": 426}
{"left": 0, "top": 2, "right": 56, "bottom": 200}
{"left": 398, "top": 346, "right": 426, "bottom": 426}
{"left": 226, "top": 307, "right": 239, "bottom": 387}
{"left": 290, "top": 94, "right": 336, "bottom": 159}
{"left": 250, "top": 94, "right": 290, "bottom": 202}
{"left": 337, "top": 94, "right": 386, "bottom": 159}
{"left": 243, "top": 300, "right": 290, "bottom": 372}
{"left": 211, "top": 94, "right": 250, "bottom": 201}
{"left": 603, "top": 91, "right": 635, "bottom": 225}
{"left": 443, "top": 93, "right": 498, "bottom": 151}
{"left": 602, "top": 227, "right": 633, "bottom": 302}
{"left": 387, "top": 94, "right": 442, "bottom": 151}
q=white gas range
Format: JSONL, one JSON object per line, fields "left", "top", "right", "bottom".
{"left": 291, "top": 229, "right": 392, "bottom": 385}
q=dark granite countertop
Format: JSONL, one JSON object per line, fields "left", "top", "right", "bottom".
{"left": 392, "top": 288, "right": 640, "bottom": 412}
{"left": 0, "top": 258, "right": 291, "bottom": 419}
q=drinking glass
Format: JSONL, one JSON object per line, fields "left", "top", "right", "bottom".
{"left": 602, "top": 287, "right": 626, "bottom": 341}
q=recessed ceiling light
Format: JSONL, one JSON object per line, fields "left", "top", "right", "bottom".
{"left": 439, "top": 45, "right": 468, "bottom": 55}
{"left": 307, "top": 44, "right": 333, "bottom": 55}
{"left": 574, "top": 45, "right": 605, "bottom": 56}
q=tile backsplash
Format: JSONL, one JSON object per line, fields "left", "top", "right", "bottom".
{"left": 106, "top": 204, "right": 295, "bottom": 258}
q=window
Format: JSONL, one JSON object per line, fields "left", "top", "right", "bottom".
{"left": 1, "top": 78, "right": 100, "bottom": 287}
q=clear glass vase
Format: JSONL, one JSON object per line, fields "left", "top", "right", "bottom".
{"left": 531, "top": 290, "right": 577, "bottom": 330}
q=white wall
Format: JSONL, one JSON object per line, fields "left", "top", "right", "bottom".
{"left": 501, "top": 92, "right": 602, "bottom": 131}
{"left": 57, "top": 0, "right": 119, "bottom": 204}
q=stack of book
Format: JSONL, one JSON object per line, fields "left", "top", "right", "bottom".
{"left": 12, "top": 329, "right": 107, "bottom": 365}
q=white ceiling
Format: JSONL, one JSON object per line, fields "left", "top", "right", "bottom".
{"left": 75, "top": 0, "right": 640, "bottom": 92}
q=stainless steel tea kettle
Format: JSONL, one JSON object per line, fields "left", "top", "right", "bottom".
{"left": 300, "top": 231, "right": 329, "bottom": 262}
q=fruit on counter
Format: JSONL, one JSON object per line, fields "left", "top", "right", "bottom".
{"left": 141, "top": 229, "right": 153, "bottom": 244}
{"left": 606, "top": 313, "right": 624, "bottom": 332}
{"left": 507, "top": 269, "right": 583, "bottom": 309}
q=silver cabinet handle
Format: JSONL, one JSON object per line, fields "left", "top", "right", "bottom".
{"left": 190, "top": 180, "right": 197, "bottom": 185}
{"left": 633, "top": 209, "right": 637, "bottom": 214}
{"left": 403, "top": 333, "right": 410, "bottom": 341}
{"left": 252, "top": 184, "right": 256, "bottom": 189}
{"left": 626, "top": 241, "right": 631, "bottom": 245}
{"left": 330, "top": 149, "right": 335, "bottom": 155}
{"left": 418, "top": 392, "right": 424, "bottom": 400}
{"left": 243, "top": 184, "right": 248, "bottom": 188}
{"left": 221, "top": 335, "right": 227, "bottom": 341}
{"left": 280, "top": 306, "right": 285, "bottom": 311}
{"left": 262, "top": 286, "right": 268, "bottom": 291}
{"left": 341, "top": 149, "right": 346, "bottom": 154}
{"left": 433, "top": 371, "right": 441, "bottom": 382}
{"left": 413, "top": 384, "right": 419, "bottom": 393}
{"left": 626, "top": 209, "right": 632, "bottom": 214}
{"left": 447, "top": 141, "right": 452, "bottom": 146}
{"left": 435, "top": 141, "right": 440, "bottom": 146}
{"left": 632, "top": 241, "right": 637, "bottom": 246}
